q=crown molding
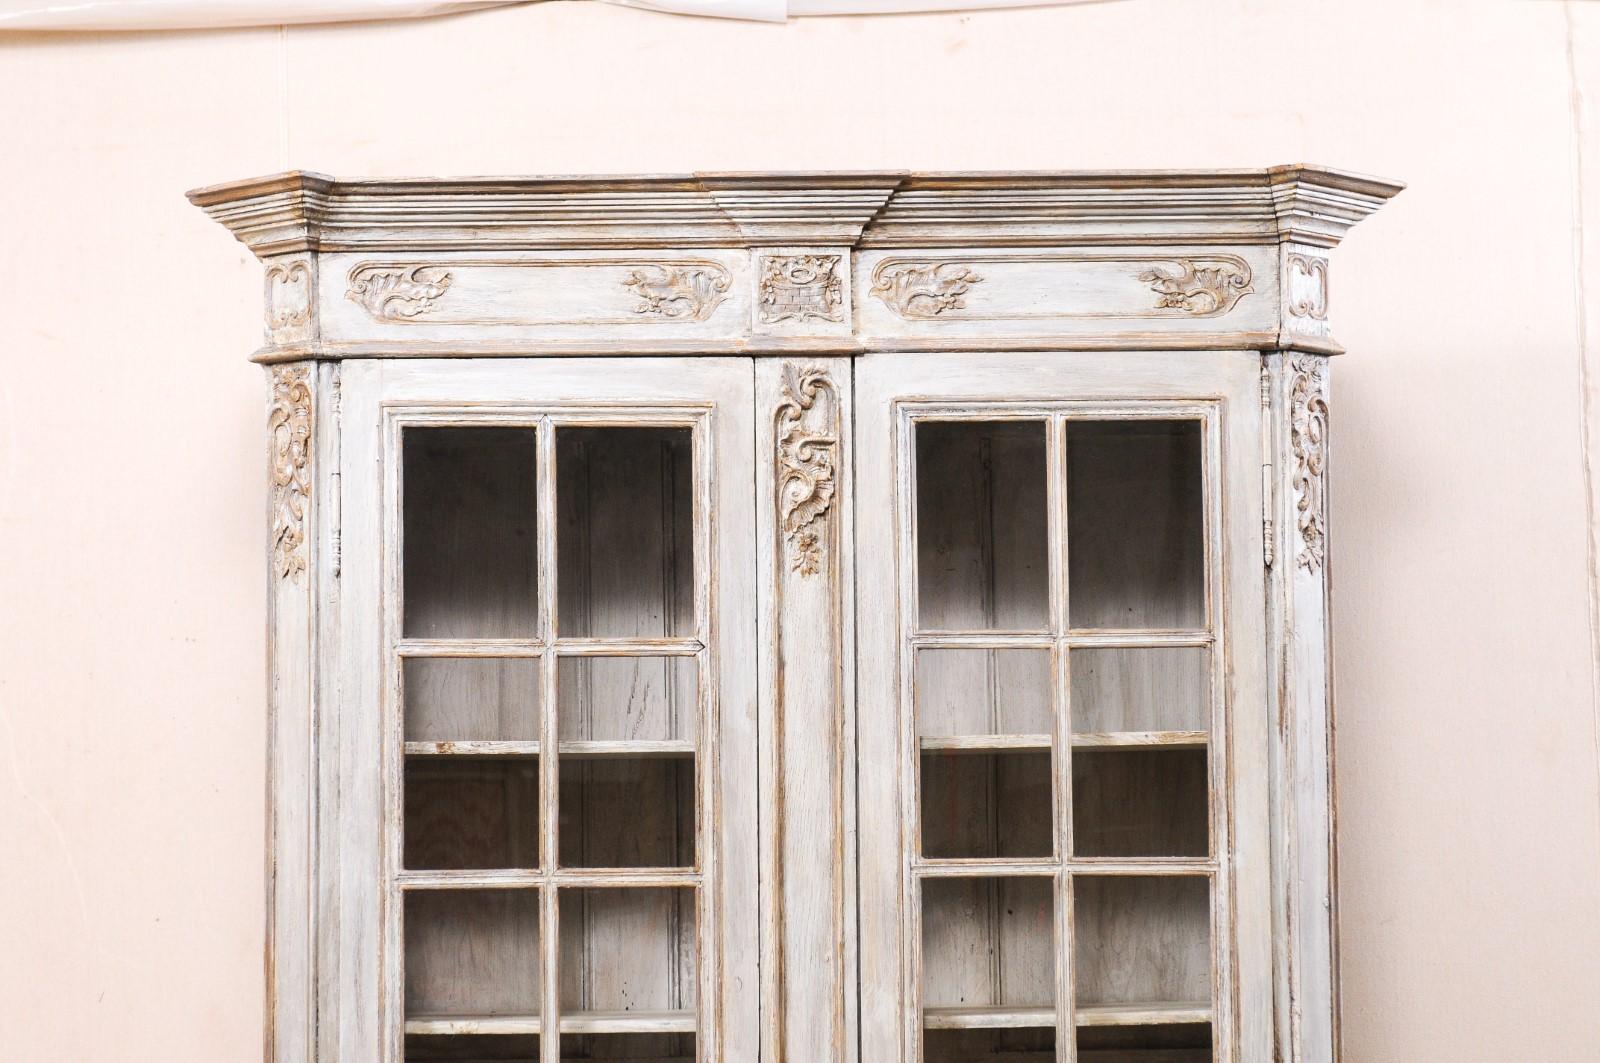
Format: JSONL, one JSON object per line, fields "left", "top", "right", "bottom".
{"left": 188, "top": 166, "right": 1403, "bottom": 257}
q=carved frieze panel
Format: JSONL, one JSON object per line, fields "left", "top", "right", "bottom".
{"left": 335, "top": 255, "right": 740, "bottom": 329}
{"left": 857, "top": 251, "right": 1269, "bottom": 339}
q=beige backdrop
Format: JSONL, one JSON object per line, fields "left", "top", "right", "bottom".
{"left": 3, "top": 1, "right": 1599, "bottom": 1059}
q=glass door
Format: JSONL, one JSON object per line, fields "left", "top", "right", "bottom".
{"left": 339, "top": 358, "right": 757, "bottom": 1063}
{"left": 855, "top": 352, "right": 1271, "bottom": 1063}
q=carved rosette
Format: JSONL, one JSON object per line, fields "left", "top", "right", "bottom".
{"left": 269, "top": 366, "right": 313, "bottom": 582}
{"left": 266, "top": 260, "right": 312, "bottom": 330}
{"left": 1287, "top": 253, "right": 1330, "bottom": 320}
{"left": 1289, "top": 355, "right": 1329, "bottom": 573}
{"left": 346, "top": 264, "right": 454, "bottom": 321}
{"left": 869, "top": 261, "right": 983, "bottom": 318}
{"left": 622, "top": 264, "right": 731, "bottom": 321}
{"left": 1139, "top": 258, "right": 1253, "bottom": 315}
{"left": 760, "top": 255, "right": 843, "bottom": 324}
{"left": 775, "top": 364, "right": 839, "bottom": 577}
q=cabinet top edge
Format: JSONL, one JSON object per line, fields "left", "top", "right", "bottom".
{"left": 188, "top": 165, "right": 1404, "bottom": 258}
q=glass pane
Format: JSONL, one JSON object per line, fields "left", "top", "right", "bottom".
{"left": 1067, "top": 420, "right": 1204, "bottom": 630}
{"left": 404, "top": 427, "right": 539, "bottom": 639}
{"left": 1070, "top": 647, "right": 1208, "bottom": 735}
{"left": 405, "top": 889, "right": 541, "bottom": 1019}
{"left": 925, "top": 1028, "right": 1055, "bottom": 1063}
{"left": 1073, "top": 876, "right": 1210, "bottom": 1009}
{"left": 405, "top": 759, "right": 539, "bottom": 870}
{"left": 916, "top": 421, "right": 1050, "bottom": 631}
{"left": 916, "top": 648, "right": 1052, "bottom": 739}
{"left": 922, "top": 752, "right": 1052, "bottom": 859}
{"left": 558, "top": 427, "right": 694, "bottom": 638}
{"left": 406, "top": 1034, "right": 541, "bottom": 1062}
{"left": 1072, "top": 749, "right": 1209, "bottom": 857}
{"left": 558, "top": 657, "right": 697, "bottom": 743}
{"left": 561, "top": 1034, "right": 695, "bottom": 1062}
{"left": 559, "top": 887, "right": 697, "bottom": 1016}
{"left": 923, "top": 877, "right": 1055, "bottom": 1013}
{"left": 559, "top": 756, "right": 695, "bottom": 868}
{"left": 405, "top": 657, "right": 541, "bottom": 743}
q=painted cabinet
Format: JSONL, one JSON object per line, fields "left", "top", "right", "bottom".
{"left": 193, "top": 166, "right": 1399, "bottom": 1063}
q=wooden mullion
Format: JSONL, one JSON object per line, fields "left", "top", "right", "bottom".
{"left": 537, "top": 415, "right": 562, "bottom": 1063}
{"left": 1051, "top": 413, "right": 1075, "bottom": 1063}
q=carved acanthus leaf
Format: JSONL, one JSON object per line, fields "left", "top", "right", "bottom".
{"left": 760, "top": 255, "right": 843, "bottom": 324}
{"left": 775, "top": 364, "right": 839, "bottom": 577}
{"left": 1138, "top": 258, "right": 1253, "bottom": 315}
{"left": 269, "top": 366, "right": 313, "bottom": 582}
{"left": 622, "top": 264, "right": 731, "bottom": 321}
{"left": 1289, "top": 355, "right": 1329, "bottom": 573}
{"left": 346, "top": 264, "right": 454, "bottom": 321}
{"left": 869, "top": 261, "right": 983, "bottom": 318}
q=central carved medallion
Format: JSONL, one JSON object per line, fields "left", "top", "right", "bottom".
{"left": 760, "top": 255, "right": 844, "bottom": 324}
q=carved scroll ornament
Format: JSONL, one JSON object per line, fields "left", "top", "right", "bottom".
{"left": 623, "top": 263, "right": 731, "bottom": 321}
{"left": 1289, "top": 355, "right": 1329, "bottom": 573}
{"left": 269, "top": 366, "right": 313, "bottom": 582}
{"left": 346, "top": 264, "right": 454, "bottom": 320}
{"left": 266, "top": 260, "right": 311, "bottom": 329}
{"left": 1288, "top": 253, "right": 1330, "bottom": 320}
{"left": 775, "top": 364, "right": 839, "bottom": 577}
{"left": 760, "top": 255, "right": 843, "bottom": 324}
{"left": 1139, "top": 257, "right": 1253, "bottom": 315}
{"left": 869, "top": 261, "right": 984, "bottom": 318}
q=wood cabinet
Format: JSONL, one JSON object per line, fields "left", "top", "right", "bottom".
{"left": 192, "top": 166, "right": 1400, "bottom": 1063}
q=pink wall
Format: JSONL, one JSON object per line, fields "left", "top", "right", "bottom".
{"left": 2, "top": 1, "right": 1598, "bottom": 1058}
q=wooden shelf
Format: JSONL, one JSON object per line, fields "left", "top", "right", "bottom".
{"left": 1071, "top": 731, "right": 1208, "bottom": 751}
{"left": 920, "top": 734, "right": 1051, "bottom": 753}
{"left": 405, "top": 1014, "right": 543, "bottom": 1036}
{"left": 917, "top": 732, "right": 1208, "bottom": 753}
{"left": 1075, "top": 1001, "right": 1212, "bottom": 1027}
{"left": 924, "top": 1005, "right": 1054, "bottom": 1030}
{"left": 404, "top": 1009, "right": 696, "bottom": 1036}
{"left": 557, "top": 739, "right": 695, "bottom": 759}
{"left": 405, "top": 740, "right": 541, "bottom": 757}
{"left": 922, "top": 1002, "right": 1211, "bottom": 1031}
{"left": 560, "top": 1009, "right": 695, "bottom": 1034}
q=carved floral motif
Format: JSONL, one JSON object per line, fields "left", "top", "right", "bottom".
{"left": 622, "top": 264, "right": 731, "bottom": 321}
{"left": 869, "top": 261, "right": 984, "bottom": 318}
{"left": 266, "top": 260, "right": 311, "bottom": 330}
{"left": 1139, "top": 258, "right": 1253, "bottom": 315}
{"left": 1289, "top": 355, "right": 1329, "bottom": 573}
{"left": 760, "top": 255, "right": 843, "bottom": 324}
{"left": 1288, "top": 253, "right": 1330, "bottom": 320}
{"left": 346, "top": 264, "right": 454, "bottom": 320}
{"left": 775, "top": 364, "right": 838, "bottom": 577}
{"left": 270, "top": 365, "right": 313, "bottom": 582}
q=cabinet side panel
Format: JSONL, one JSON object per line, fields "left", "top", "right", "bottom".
{"left": 1265, "top": 352, "right": 1338, "bottom": 1063}
{"left": 758, "top": 357, "right": 857, "bottom": 1063}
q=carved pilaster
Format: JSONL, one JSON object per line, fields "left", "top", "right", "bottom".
{"left": 1265, "top": 350, "right": 1339, "bottom": 1063}
{"left": 759, "top": 358, "right": 854, "bottom": 1063}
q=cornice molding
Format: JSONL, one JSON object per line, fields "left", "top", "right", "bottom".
{"left": 188, "top": 166, "right": 1403, "bottom": 257}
